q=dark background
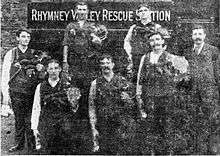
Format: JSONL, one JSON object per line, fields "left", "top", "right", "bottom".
{"left": 27, "top": 0, "right": 220, "bottom": 64}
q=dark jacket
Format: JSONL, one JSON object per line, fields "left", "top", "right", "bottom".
{"left": 184, "top": 43, "right": 220, "bottom": 88}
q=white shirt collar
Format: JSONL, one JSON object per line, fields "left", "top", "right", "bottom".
{"left": 78, "top": 20, "right": 85, "bottom": 28}
{"left": 103, "top": 72, "right": 114, "bottom": 82}
{"left": 193, "top": 42, "right": 205, "bottom": 55}
{"left": 18, "top": 45, "right": 28, "bottom": 53}
{"left": 48, "top": 78, "right": 60, "bottom": 88}
{"left": 150, "top": 50, "right": 163, "bottom": 64}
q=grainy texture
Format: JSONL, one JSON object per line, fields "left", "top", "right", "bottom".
{"left": 1, "top": 0, "right": 220, "bottom": 155}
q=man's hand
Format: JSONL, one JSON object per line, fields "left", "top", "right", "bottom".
{"left": 92, "top": 128, "right": 99, "bottom": 152}
{"left": 33, "top": 129, "right": 41, "bottom": 150}
{"left": 136, "top": 85, "right": 142, "bottom": 96}
{"left": 92, "top": 128, "right": 99, "bottom": 139}
{"left": 124, "top": 43, "right": 132, "bottom": 61}
{"left": 140, "top": 109, "right": 147, "bottom": 119}
{"left": 36, "top": 63, "right": 44, "bottom": 71}
{"left": 121, "top": 92, "right": 133, "bottom": 104}
{"left": 14, "top": 62, "right": 21, "bottom": 68}
{"left": 63, "top": 62, "right": 69, "bottom": 72}
{"left": 136, "top": 95, "right": 147, "bottom": 119}
{"left": 33, "top": 129, "right": 40, "bottom": 137}
{"left": 93, "top": 140, "right": 99, "bottom": 152}
{"left": 70, "top": 28, "right": 76, "bottom": 35}
{"left": 1, "top": 104, "right": 13, "bottom": 117}
{"left": 91, "top": 33, "right": 102, "bottom": 44}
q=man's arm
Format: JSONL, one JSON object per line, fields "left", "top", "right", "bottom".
{"left": 1, "top": 51, "right": 12, "bottom": 105}
{"left": 136, "top": 54, "right": 146, "bottom": 94}
{"left": 136, "top": 54, "right": 147, "bottom": 118}
{"left": 31, "top": 84, "right": 41, "bottom": 131}
{"left": 89, "top": 79, "right": 97, "bottom": 131}
{"left": 62, "top": 24, "right": 72, "bottom": 64}
{"left": 212, "top": 48, "right": 220, "bottom": 93}
{"left": 62, "top": 24, "right": 71, "bottom": 71}
{"left": 63, "top": 45, "right": 68, "bottom": 63}
{"left": 124, "top": 24, "right": 136, "bottom": 60}
{"left": 88, "top": 79, "right": 99, "bottom": 152}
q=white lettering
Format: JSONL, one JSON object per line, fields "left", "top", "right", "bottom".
{"left": 89, "top": 11, "right": 96, "bottom": 21}
{"left": 65, "top": 11, "right": 70, "bottom": 21}
{"left": 30, "top": 9, "right": 170, "bottom": 22}
{"left": 165, "top": 10, "right": 170, "bottom": 21}
{"left": 102, "top": 9, "right": 108, "bottom": 21}
{"left": 31, "top": 9, "right": 37, "bottom": 20}
{"left": 59, "top": 11, "right": 65, "bottom": 21}
{"left": 160, "top": 11, "right": 165, "bottom": 20}
{"left": 42, "top": 11, "right": 47, "bottom": 21}
{"left": 71, "top": 9, "right": 77, "bottom": 20}
{"left": 128, "top": 11, "right": 133, "bottom": 21}
{"left": 96, "top": 11, "right": 101, "bottom": 20}
{"left": 37, "top": 11, "right": 43, "bottom": 21}
{"left": 152, "top": 11, "right": 171, "bottom": 21}
{"left": 118, "top": 11, "right": 123, "bottom": 21}
{"left": 47, "top": 11, "right": 54, "bottom": 20}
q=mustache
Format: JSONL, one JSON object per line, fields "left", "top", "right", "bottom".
{"left": 152, "top": 44, "right": 161, "bottom": 48}
{"left": 101, "top": 66, "right": 110, "bottom": 70}
{"left": 76, "top": 13, "right": 87, "bottom": 19}
{"left": 194, "top": 38, "right": 202, "bottom": 41}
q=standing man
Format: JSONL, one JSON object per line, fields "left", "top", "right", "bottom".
{"left": 124, "top": 3, "right": 161, "bottom": 84}
{"left": 89, "top": 54, "right": 136, "bottom": 155}
{"left": 136, "top": 29, "right": 178, "bottom": 155}
{"left": 62, "top": 1, "right": 97, "bottom": 119}
{"left": 1, "top": 28, "right": 42, "bottom": 152}
{"left": 184, "top": 25, "right": 220, "bottom": 154}
{"left": 31, "top": 59, "right": 81, "bottom": 154}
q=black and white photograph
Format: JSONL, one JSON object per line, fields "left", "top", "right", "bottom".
{"left": 1, "top": 0, "right": 220, "bottom": 155}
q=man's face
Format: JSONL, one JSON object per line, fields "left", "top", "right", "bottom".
{"left": 149, "top": 34, "right": 164, "bottom": 51}
{"left": 137, "top": 6, "right": 151, "bottom": 21}
{"left": 192, "top": 28, "right": 206, "bottom": 45}
{"left": 47, "top": 62, "right": 61, "bottom": 79}
{"left": 16, "top": 31, "right": 31, "bottom": 46}
{"left": 76, "top": 4, "right": 88, "bottom": 20}
{"left": 100, "top": 58, "right": 114, "bottom": 74}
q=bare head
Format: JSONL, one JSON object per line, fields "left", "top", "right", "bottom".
{"left": 192, "top": 24, "right": 206, "bottom": 46}
{"left": 16, "top": 28, "right": 31, "bottom": 47}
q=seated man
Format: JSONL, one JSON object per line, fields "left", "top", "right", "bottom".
{"left": 31, "top": 59, "right": 81, "bottom": 154}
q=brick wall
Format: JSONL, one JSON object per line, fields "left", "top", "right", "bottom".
{"left": 1, "top": 0, "right": 29, "bottom": 57}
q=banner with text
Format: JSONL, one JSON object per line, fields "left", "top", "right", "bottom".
{"left": 27, "top": 2, "right": 172, "bottom": 29}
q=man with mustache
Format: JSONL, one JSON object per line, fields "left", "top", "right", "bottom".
{"left": 1, "top": 28, "right": 43, "bottom": 153}
{"left": 136, "top": 28, "right": 178, "bottom": 155}
{"left": 184, "top": 25, "right": 220, "bottom": 154}
{"left": 88, "top": 54, "right": 136, "bottom": 154}
{"left": 31, "top": 59, "right": 81, "bottom": 154}
{"left": 124, "top": 3, "right": 161, "bottom": 84}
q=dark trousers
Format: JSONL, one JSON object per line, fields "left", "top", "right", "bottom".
{"left": 96, "top": 117, "right": 122, "bottom": 155}
{"left": 190, "top": 83, "right": 219, "bottom": 154}
{"left": 139, "top": 96, "right": 175, "bottom": 155}
{"left": 9, "top": 91, "right": 35, "bottom": 150}
{"left": 69, "top": 54, "right": 98, "bottom": 120}
{"left": 39, "top": 111, "right": 92, "bottom": 154}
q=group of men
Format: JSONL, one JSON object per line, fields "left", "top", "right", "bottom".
{"left": 1, "top": 1, "right": 220, "bottom": 155}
